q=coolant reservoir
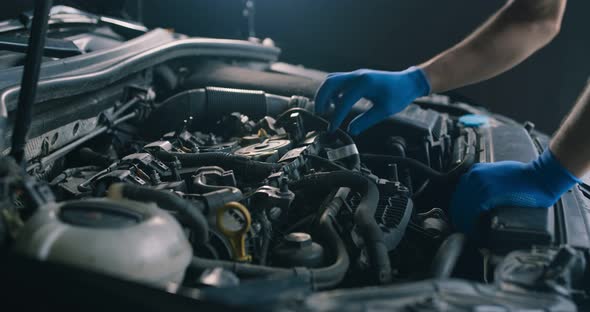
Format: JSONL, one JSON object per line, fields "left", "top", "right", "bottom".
{"left": 14, "top": 198, "right": 192, "bottom": 291}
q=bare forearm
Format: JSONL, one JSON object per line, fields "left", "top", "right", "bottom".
{"left": 550, "top": 83, "right": 590, "bottom": 178}
{"left": 419, "top": 0, "right": 565, "bottom": 93}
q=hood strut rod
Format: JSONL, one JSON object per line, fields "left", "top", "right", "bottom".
{"left": 10, "top": 0, "right": 53, "bottom": 165}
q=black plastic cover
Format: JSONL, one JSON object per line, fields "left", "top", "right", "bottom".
{"left": 482, "top": 123, "right": 590, "bottom": 252}
{"left": 479, "top": 122, "right": 538, "bottom": 163}
{"left": 354, "top": 103, "right": 450, "bottom": 170}
{"left": 486, "top": 206, "right": 554, "bottom": 253}
{"left": 479, "top": 123, "right": 554, "bottom": 252}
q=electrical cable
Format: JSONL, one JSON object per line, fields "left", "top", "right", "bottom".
{"left": 360, "top": 154, "right": 466, "bottom": 181}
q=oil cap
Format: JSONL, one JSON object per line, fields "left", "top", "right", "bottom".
{"left": 459, "top": 114, "right": 489, "bottom": 128}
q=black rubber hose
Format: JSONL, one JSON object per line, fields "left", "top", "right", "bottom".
{"left": 290, "top": 171, "right": 391, "bottom": 284}
{"left": 386, "top": 137, "right": 413, "bottom": 193}
{"left": 78, "top": 147, "right": 113, "bottom": 167}
{"left": 188, "top": 189, "right": 350, "bottom": 289}
{"left": 430, "top": 233, "right": 465, "bottom": 279}
{"left": 311, "top": 189, "right": 351, "bottom": 288}
{"left": 154, "top": 151, "right": 281, "bottom": 181}
{"left": 360, "top": 154, "right": 464, "bottom": 181}
{"left": 108, "top": 183, "right": 209, "bottom": 245}
{"left": 258, "top": 211, "right": 272, "bottom": 266}
{"left": 145, "top": 87, "right": 291, "bottom": 139}
{"left": 0, "top": 116, "right": 7, "bottom": 151}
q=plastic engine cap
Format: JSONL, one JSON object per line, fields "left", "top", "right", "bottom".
{"left": 459, "top": 114, "right": 489, "bottom": 127}
{"left": 285, "top": 232, "right": 312, "bottom": 247}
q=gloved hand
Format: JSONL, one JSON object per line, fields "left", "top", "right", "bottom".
{"left": 314, "top": 67, "right": 431, "bottom": 135}
{"left": 450, "top": 149, "right": 581, "bottom": 237}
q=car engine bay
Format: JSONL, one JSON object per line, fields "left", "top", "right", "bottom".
{"left": 0, "top": 6, "right": 589, "bottom": 311}
{"left": 13, "top": 86, "right": 476, "bottom": 288}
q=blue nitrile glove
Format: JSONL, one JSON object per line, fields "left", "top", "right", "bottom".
{"left": 314, "top": 67, "right": 431, "bottom": 135}
{"left": 450, "top": 149, "right": 581, "bottom": 237}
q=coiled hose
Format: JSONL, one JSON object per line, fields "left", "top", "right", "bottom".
{"left": 108, "top": 183, "right": 209, "bottom": 245}
{"left": 290, "top": 170, "right": 391, "bottom": 284}
{"left": 153, "top": 151, "right": 282, "bottom": 181}
{"left": 188, "top": 188, "right": 350, "bottom": 290}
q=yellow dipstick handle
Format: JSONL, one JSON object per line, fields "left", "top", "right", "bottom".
{"left": 216, "top": 202, "right": 252, "bottom": 262}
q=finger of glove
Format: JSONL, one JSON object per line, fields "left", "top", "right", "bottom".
{"left": 450, "top": 172, "right": 488, "bottom": 237}
{"left": 449, "top": 177, "right": 477, "bottom": 236}
{"left": 314, "top": 75, "right": 349, "bottom": 115}
{"left": 329, "top": 86, "right": 365, "bottom": 132}
{"left": 347, "top": 105, "right": 388, "bottom": 135}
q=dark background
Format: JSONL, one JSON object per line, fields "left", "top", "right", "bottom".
{"left": 3, "top": 1, "right": 590, "bottom": 134}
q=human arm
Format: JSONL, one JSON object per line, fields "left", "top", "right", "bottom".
{"left": 450, "top": 82, "right": 590, "bottom": 236}
{"left": 314, "top": 0, "right": 566, "bottom": 134}
{"left": 550, "top": 83, "right": 590, "bottom": 177}
{"left": 421, "top": 0, "right": 566, "bottom": 93}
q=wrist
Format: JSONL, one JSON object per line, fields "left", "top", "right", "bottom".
{"left": 404, "top": 66, "right": 432, "bottom": 97}
{"left": 532, "top": 149, "right": 581, "bottom": 199}
{"left": 417, "top": 63, "right": 439, "bottom": 94}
